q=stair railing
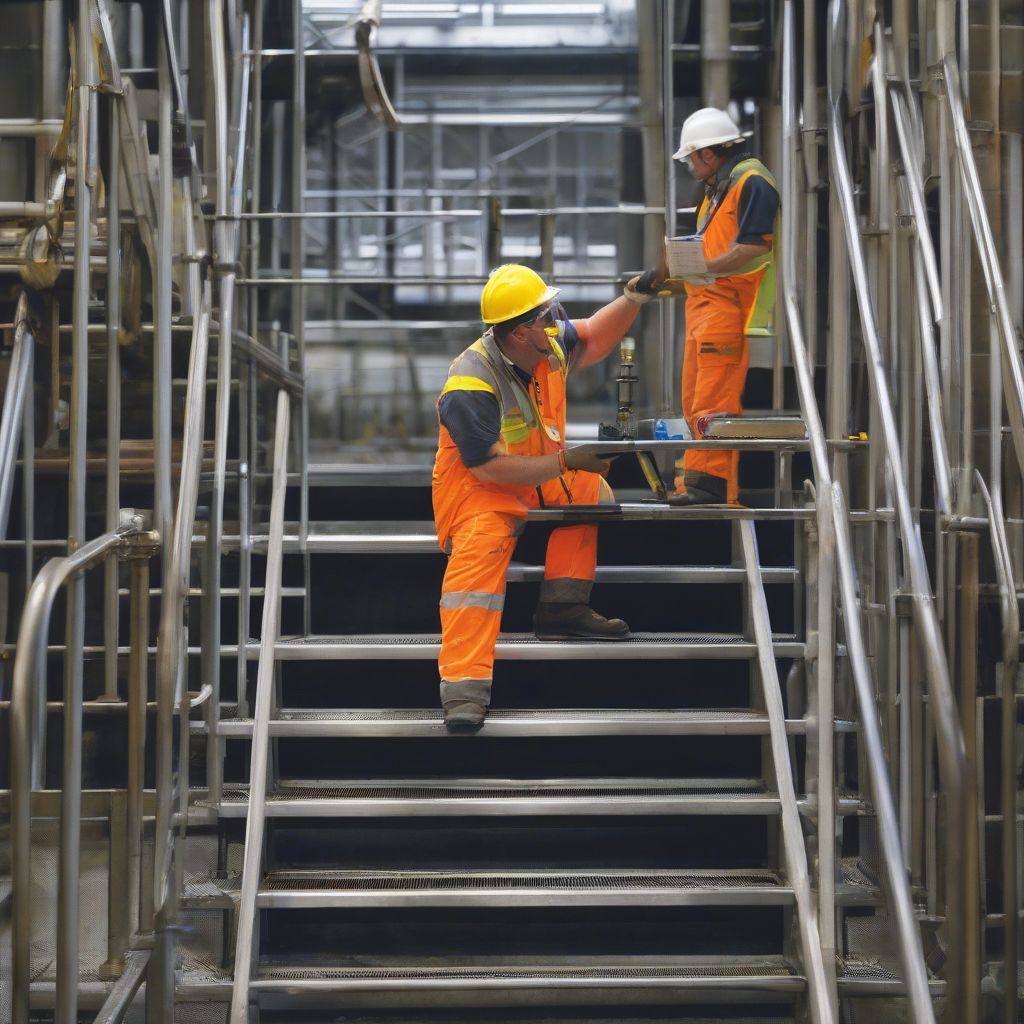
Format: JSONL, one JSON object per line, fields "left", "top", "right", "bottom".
{"left": 0, "top": 293, "right": 35, "bottom": 540}
{"left": 782, "top": 4, "right": 940, "bottom": 1021}
{"left": 940, "top": 52, "right": 1024, "bottom": 480}
{"left": 229, "top": 388, "right": 291, "bottom": 1024}
{"left": 827, "top": 2, "right": 970, "bottom": 1018}
{"left": 9, "top": 512, "right": 156, "bottom": 1024}
{"left": 739, "top": 520, "right": 836, "bottom": 1024}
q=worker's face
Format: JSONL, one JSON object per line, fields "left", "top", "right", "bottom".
{"left": 506, "top": 304, "right": 556, "bottom": 370}
{"left": 686, "top": 147, "right": 720, "bottom": 183}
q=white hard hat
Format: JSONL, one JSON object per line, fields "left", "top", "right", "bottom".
{"left": 673, "top": 107, "right": 744, "bottom": 161}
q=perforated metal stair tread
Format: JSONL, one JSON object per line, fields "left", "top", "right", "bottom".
{"left": 249, "top": 957, "right": 805, "bottom": 995}
{"left": 263, "top": 633, "right": 805, "bottom": 661}
{"left": 218, "top": 707, "right": 808, "bottom": 738}
{"left": 252, "top": 867, "right": 793, "bottom": 908}
{"left": 837, "top": 957, "right": 945, "bottom": 996}
{"left": 214, "top": 778, "right": 779, "bottom": 818}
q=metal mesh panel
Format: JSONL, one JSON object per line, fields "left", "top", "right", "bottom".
{"left": 27, "top": 820, "right": 109, "bottom": 982}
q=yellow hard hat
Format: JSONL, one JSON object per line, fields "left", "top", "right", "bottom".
{"left": 480, "top": 264, "right": 560, "bottom": 325}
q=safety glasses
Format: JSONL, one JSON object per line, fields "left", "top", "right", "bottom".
{"left": 521, "top": 304, "right": 555, "bottom": 329}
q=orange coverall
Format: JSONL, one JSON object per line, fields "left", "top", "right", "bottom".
{"left": 677, "top": 158, "right": 778, "bottom": 504}
{"left": 432, "top": 325, "right": 611, "bottom": 712}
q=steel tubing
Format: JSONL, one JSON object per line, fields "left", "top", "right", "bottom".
{"left": 126, "top": 557, "right": 149, "bottom": 938}
{"left": 57, "top": 3, "right": 96, "bottom": 1012}
{"left": 0, "top": 295, "right": 33, "bottom": 539}
{"left": 9, "top": 521, "right": 142, "bottom": 1024}
{"left": 784, "top": 4, "right": 935, "bottom": 1020}
{"left": 829, "top": 3, "right": 967, "bottom": 1018}
{"left": 782, "top": 1, "right": 838, "bottom": 1003}
{"left": 229, "top": 390, "right": 290, "bottom": 1023}
{"left": 942, "top": 52, "right": 1024, "bottom": 485}
{"left": 976, "top": 473, "right": 1020, "bottom": 1024}
{"left": 105, "top": 98, "right": 122, "bottom": 701}
{"left": 740, "top": 521, "right": 834, "bottom": 1024}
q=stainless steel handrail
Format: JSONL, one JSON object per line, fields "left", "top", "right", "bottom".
{"left": 828, "top": 3, "right": 967, "bottom": 1018}
{"left": 229, "top": 389, "right": 291, "bottom": 1024}
{"left": 0, "top": 293, "right": 34, "bottom": 539}
{"left": 886, "top": 70, "right": 953, "bottom": 516}
{"left": 975, "top": 471, "right": 1020, "bottom": 1023}
{"left": 9, "top": 515, "right": 152, "bottom": 1024}
{"left": 782, "top": 4, "right": 937, "bottom": 1020}
{"left": 739, "top": 520, "right": 835, "bottom": 1024}
{"left": 204, "top": 0, "right": 252, "bottom": 809}
{"left": 941, "top": 52, "right": 1024, "bottom": 481}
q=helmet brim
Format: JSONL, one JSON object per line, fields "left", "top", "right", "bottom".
{"left": 672, "top": 134, "right": 745, "bottom": 162}
{"left": 482, "top": 284, "right": 561, "bottom": 325}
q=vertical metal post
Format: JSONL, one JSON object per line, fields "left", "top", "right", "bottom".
{"left": 155, "top": 41, "right": 173, "bottom": 555}
{"left": 701, "top": 0, "right": 731, "bottom": 109}
{"left": 291, "top": 0, "right": 309, "bottom": 635}
{"left": 57, "top": 1, "right": 94, "bottom": 1017}
{"left": 957, "top": 530, "right": 981, "bottom": 1022}
{"left": 104, "top": 97, "right": 122, "bottom": 702}
{"left": 127, "top": 555, "right": 148, "bottom": 939}
{"left": 661, "top": 0, "right": 677, "bottom": 417}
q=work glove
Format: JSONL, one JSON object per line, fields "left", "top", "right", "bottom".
{"left": 623, "top": 268, "right": 667, "bottom": 304}
{"left": 562, "top": 446, "right": 617, "bottom": 475}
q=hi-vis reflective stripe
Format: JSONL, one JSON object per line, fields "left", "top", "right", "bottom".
{"left": 441, "top": 375, "right": 497, "bottom": 397}
{"left": 439, "top": 590, "right": 505, "bottom": 612}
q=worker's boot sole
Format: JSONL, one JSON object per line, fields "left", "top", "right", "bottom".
{"left": 534, "top": 629, "right": 632, "bottom": 641}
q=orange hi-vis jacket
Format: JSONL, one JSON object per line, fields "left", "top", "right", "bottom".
{"left": 684, "top": 156, "right": 779, "bottom": 345}
{"left": 432, "top": 327, "right": 572, "bottom": 551}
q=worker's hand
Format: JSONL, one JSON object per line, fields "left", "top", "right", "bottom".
{"left": 563, "top": 446, "right": 616, "bottom": 474}
{"left": 623, "top": 269, "right": 667, "bottom": 304}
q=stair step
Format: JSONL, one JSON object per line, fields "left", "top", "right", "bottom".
{"left": 244, "top": 508, "right": 811, "bottom": 552}
{"left": 261, "top": 633, "right": 805, "bottom": 661}
{"left": 244, "top": 956, "right": 805, "bottom": 1003}
{"left": 218, "top": 708, "right": 808, "bottom": 738}
{"left": 505, "top": 563, "right": 799, "bottom": 584}
{"left": 250, "top": 867, "right": 793, "bottom": 909}
{"left": 214, "top": 778, "right": 781, "bottom": 818}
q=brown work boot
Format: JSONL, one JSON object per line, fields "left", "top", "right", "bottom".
{"left": 667, "top": 472, "right": 728, "bottom": 506}
{"left": 533, "top": 603, "right": 631, "bottom": 641}
{"left": 443, "top": 701, "right": 487, "bottom": 730}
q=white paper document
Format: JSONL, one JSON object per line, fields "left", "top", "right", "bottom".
{"left": 665, "top": 235, "right": 707, "bottom": 277}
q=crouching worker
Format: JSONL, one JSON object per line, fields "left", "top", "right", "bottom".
{"left": 432, "top": 263, "right": 662, "bottom": 730}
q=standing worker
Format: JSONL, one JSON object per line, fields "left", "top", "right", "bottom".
{"left": 432, "top": 263, "right": 662, "bottom": 729}
{"left": 670, "top": 107, "right": 780, "bottom": 506}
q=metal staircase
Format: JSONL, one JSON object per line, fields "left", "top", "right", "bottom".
{"left": 217, "top": 423, "right": 835, "bottom": 1021}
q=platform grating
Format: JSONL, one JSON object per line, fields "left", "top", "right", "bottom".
{"left": 273, "top": 708, "right": 768, "bottom": 723}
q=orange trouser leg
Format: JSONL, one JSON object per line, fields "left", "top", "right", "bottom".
{"left": 677, "top": 327, "right": 749, "bottom": 503}
{"left": 675, "top": 318, "right": 700, "bottom": 494}
{"left": 438, "top": 510, "right": 518, "bottom": 708}
{"left": 533, "top": 468, "right": 608, "bottom": 604}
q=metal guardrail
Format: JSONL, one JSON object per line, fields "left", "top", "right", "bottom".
{"left": 827, "top": 3, "right": 971, "bottom": 1019}
{"left": 9, "top": 513, "right": 156, "bottom": 1024}
{"left": 782, "top": 4, "right": 940, "bottom": 1021}
{"left": 739, "top": 520, "right": 835, "bottom": 1024}
{"left": 229, "top": 389, "right": 291, "bottom": 1023}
